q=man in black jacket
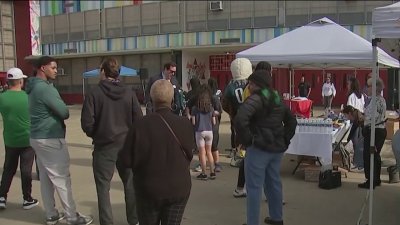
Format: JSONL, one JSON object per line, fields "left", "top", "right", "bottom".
{"left": 144, "top": 62, "right": 184, "bottom": 115}
{"left": 81, "top": 57, "right": 143, "bottom": 225}
{"left": 235, "top": 70, "right": 297, "bottom": 225}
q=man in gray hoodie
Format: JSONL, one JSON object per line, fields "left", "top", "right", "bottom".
{"left": 81, "top": 57, "right": 143, "bottom": 225}
{"left": 27, "top": 56, "right": 93, "bottom": 225}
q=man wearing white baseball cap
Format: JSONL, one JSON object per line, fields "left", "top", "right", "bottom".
{"left": 0, "top": 67, "right": 39, "bottom": 210}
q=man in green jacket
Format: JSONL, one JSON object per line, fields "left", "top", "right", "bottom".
{"left": 27, "top": 56, "right": 93, "bottom": 225}
{"left": 0, "top": 68, "right": 38, "bottom": 210}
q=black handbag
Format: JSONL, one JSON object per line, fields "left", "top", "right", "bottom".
{"left": 318, "top": 170, "right": 341, "bottom": 189}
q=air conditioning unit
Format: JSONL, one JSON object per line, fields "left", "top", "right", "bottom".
{"left": 209, "top": 1, "right": 223, "bottom": 11}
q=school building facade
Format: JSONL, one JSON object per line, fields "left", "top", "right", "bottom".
{"left": 13, "top": 1, "right": 400, "bottom": 107}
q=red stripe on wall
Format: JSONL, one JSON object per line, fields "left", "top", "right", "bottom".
{"left": 13, "top": 1, "right": 33, "bottom": 75}
{"left": 133, "top": 0, "right": 143, "bottom": 5}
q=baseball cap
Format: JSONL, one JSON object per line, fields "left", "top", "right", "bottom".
{"left": 7, "top": 68, "right": 28, "bottom": 80}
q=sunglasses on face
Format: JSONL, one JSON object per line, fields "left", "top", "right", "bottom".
{"left": 168, "top": 69, "right": 176, "bottom": 75}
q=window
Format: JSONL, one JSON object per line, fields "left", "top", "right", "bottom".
{"left": 104, "top": 7, "right": 122, "bottom": 38}
{"left": 185, "top": 1, "right": 207, "bottom": 32}
{"left": 4, "top": 59, "right": 14, "bottom": 69}
{"left": 85, "top": 10, "right": 100, "bottom": 39}
{"left": 230, "top": 1, "right": 252, "bottom": 29}
{"left": 123, "top": 5, "right": 140, "bottom": 36}
{"left": 40, "top": 16, "right": 54, "bottom": 43}
{"left": 4, "top": 44, "right": 14, "bottom": 58}
{"left": 254, "top": 1, "right": 278, "bottom": 28}
{"left": 1, "top": 1, "right": 12, "bottom": 16}
{"left": 2, "top": 16, "right": 13, "bottom": 29}
{"left": 310, "top": 1, "right": 338, "bottom": 22}
{"left": 160, "top": 1, "right": 180, "bottom": 33}
{"left": 285, "top": 1, "right": 310, "bottom": 27}
{"left": 69, "top": 12, "right": 84, "bottom": 41}
{"left": 141, "top": 2, "right": 160, "bottom": 35}
{"left": 54, "top": 14, "right": 69, "bottom": 42}
{"left": 337, "top": 0, "right": 366, "bottom": 25}
{"left": 2, "top": 30, "right": 13, "bottom": 44}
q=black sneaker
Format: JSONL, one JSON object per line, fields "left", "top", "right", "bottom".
{"left": 23, "top": 198, "right": 39, "bottom": 210}
{"left": 264, "top": 217, "right": 284, "bottom": 225}
{"left": 0, "top": 197, "right": 6, "bottom": 209}
{"left": 46, "top": 212, "right": 65, "bottom": 225}
{"left": 209, "top": 172, "right": 216, "bottom": 180}
{"left": 358, "top": 181, "right": 377, "bottom": 189}
{"left": 196, "top": 173, "right": 208, "bottom": 180}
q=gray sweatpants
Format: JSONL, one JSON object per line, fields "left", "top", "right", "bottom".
{"left": 30, "top": 138, "right": 77, "bottom": 219}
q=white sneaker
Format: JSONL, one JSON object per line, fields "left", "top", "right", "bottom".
{"left": 0, "top": 197, "right": 6, "bottom": 209}
{"left": 193, "top": 164, "right": 202, "bottom": 172}
{"left": 233, "top": 188, "right": 247, "bottom": 198}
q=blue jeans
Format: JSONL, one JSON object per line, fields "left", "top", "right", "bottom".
{"left": 351, "top": 127, "right": 364, "bottom": 168}
{"left": 245, "top": 145, "right": 283, "bottom": 225}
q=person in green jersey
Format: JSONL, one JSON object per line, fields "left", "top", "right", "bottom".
{"left": 0, "top": 68, "right": 39, "bottom": 210}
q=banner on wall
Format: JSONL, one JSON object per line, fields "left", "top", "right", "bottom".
{"left": 30, "top": 0, "right": 41, "bottom": 55}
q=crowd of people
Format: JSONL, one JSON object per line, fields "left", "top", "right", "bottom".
{"left": 0, "top": 54, "right": 390, "bottom": 225}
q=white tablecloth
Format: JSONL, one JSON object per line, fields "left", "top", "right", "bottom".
{"left": 286, "top": 121, "right": 351, "bottom": 165}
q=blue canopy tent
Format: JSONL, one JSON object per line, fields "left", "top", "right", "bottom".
{"left": 82, "top": 66, "right": 138, "bottom": 97}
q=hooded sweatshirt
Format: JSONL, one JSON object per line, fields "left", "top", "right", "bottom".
{"left": 26, "top": 77, "right": 69, "bottom": 139}
{"left": 81, "top": 79, "right": 143, "bottom": 147}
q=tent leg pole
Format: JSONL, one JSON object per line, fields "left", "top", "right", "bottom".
{"left": 368, "top": 37, "right": 380, "bottom": 225}
{"left": 82, "top": 78, "right": 85, "bottom": 101}
{"left": 289, "top": 66, "right": 292, "bottom": 110}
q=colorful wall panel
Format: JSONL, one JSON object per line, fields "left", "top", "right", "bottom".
{"left": 40, "top": 0, "right": 143, "bottom": 16}
{"left": 42, "top": 25, "right": 374, "bottom": 56}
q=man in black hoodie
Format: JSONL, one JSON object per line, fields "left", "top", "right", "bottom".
{"left": 81, "top": 57, "right": 143, "bottom": 225}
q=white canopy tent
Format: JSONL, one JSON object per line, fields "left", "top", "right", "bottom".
{"left": 237, "top": 17, "right": 399, "bottom": 69}
{"left": 364, "top": 2, "right": 400, "bottom": 225}
{"left": 237, "top": 17, "right": 399, "bottom": 99}
{"left": 372, "top": 2, "right": 400, "bottom": 39}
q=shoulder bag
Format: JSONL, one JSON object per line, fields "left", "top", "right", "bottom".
{"left": 156, "top": 113, "right": 190, "bottom": 161}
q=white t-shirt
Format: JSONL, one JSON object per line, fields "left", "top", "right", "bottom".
{"left": 347, "top": 93, "right": 365, "bottom": 113}
{"left": 322, "top": 82, "right": 336, "bottom": 97}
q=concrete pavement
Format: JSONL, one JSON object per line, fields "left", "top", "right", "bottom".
{"left": 0, "top": 105, "right": 399, "bottom": 225}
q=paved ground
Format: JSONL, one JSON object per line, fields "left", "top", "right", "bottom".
{"left": 0, "top": 105, "right": 399, "bottom": 225}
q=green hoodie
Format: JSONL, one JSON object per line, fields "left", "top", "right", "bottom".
{"left": 26, "top": 77, "right": 69, "bottom": 139}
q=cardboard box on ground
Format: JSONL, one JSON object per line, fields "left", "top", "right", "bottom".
{"left": 300, "top": 153, "right": 347, "bottom": 182}
{"left": 386, "top": 110, "right": 399, "bottom": 140}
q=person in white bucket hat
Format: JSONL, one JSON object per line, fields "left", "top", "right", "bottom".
{"left": 0, "top": 67, "right": 39, "bottom": 210}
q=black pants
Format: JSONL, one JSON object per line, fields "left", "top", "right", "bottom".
{"left": 230, "top": 120, "right": 236, "bottom": 149}
{"left": 0, "top": 146, "right": 34, "bottom": 200}
{"left": 136, "top": 196, "right": 189, "bottom": 225}
{"left": 93, "top": 142, "right": 138, "bottom": 225}
{"left": 363, "top": 128, "right": 387, "bottom": 183}
{"left": 237, "top": 159, "right": 245, "bottom": 188}
{"left": 212, "top": 118, "right": 220, "bottom": 152}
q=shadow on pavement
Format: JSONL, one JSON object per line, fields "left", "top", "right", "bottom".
{"left": 0, "top": 202, "right": 44, "bottom": 224}
{"left": 69, "top": 158, "right": 93, "bottom": 167}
